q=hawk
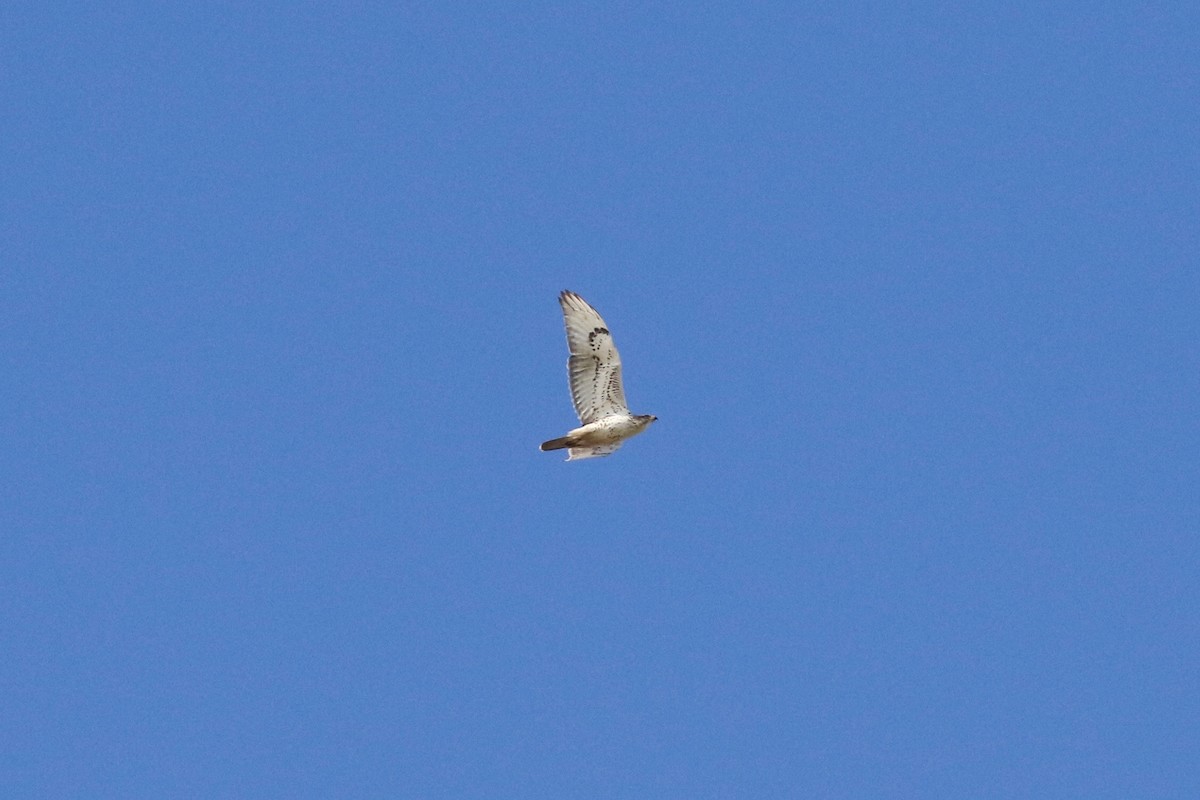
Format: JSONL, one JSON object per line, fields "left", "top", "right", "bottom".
{"left": 540, "top": 290, "right": 657, "bottom": 460}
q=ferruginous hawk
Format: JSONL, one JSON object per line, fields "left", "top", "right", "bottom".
{"left": 540, "top": 290, "right": 657, "bottom": 461}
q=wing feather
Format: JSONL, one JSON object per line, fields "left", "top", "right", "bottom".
{"left": 566, "top": 443, "right": 623, "bottom": 461}
{"left": 558, "top": 291, "right": 629, "bottom": 423}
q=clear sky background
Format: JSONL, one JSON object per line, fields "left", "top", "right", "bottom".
{"left": 3, "top": 3, "right": 1198, "bottom": 797}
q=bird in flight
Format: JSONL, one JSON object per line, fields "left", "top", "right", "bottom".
{"left": 540, "top": 290, "right": 657, "bottom": 461}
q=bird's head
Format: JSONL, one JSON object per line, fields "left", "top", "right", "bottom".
{"left": 637, "top": 414, "right": 658, "bottom": 425}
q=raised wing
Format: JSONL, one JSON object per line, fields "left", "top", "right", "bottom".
{"left": 559, "top": 291, "right": 629, "bottom": 423}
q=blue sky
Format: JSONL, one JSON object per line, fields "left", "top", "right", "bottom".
{"left": 3, "top": 3, "right": 1198, "bottom": 797}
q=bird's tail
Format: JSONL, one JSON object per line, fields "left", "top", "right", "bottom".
{"left": 540, "top": 436, "right": 572, "bottom": 451}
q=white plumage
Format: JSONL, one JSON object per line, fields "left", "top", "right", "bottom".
{"left": 540, "top": 291, "right": 657, "bottom": 461}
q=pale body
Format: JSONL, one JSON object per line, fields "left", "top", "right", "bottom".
{"left": 558, "top": 414, "right": 655, "bottom": 453}
{"left": 540, "top": 291, "right": 657, "bottom": 461}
